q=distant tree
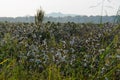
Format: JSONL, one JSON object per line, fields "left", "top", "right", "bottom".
{"left": 35, "top": 7, "right": 44, "bottom": 25}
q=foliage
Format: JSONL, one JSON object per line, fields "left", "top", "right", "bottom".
{"left": 35, "top": 7, "right": 44, "bottom": 25}
{"left": 0, "top": 22, "right": 120, "bottom": 80}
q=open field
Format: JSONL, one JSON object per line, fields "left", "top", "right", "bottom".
{"left": 0, "top": 22, "right": 120, "bottom": 80}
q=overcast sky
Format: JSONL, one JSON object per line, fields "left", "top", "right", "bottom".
{"left": 0, "top": 0, "right": 119, "bottom": 17}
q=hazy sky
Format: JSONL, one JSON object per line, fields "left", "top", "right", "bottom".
{"left": 0, "top": 0, "right": 119, "bottom": 17}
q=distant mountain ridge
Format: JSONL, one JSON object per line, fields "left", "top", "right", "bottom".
{"left": 45, "top": 12, "right": 77, "bottom": 17}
